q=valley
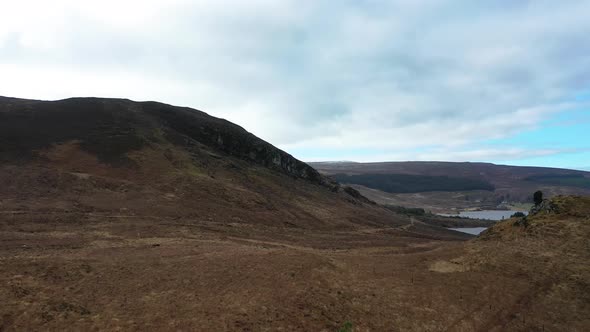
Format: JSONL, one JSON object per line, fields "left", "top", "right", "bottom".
{"left": 0, "top": 97, "right": 588, "bottom": 331}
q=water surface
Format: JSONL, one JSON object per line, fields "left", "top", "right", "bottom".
{"left": 440, "top": 210, "right": 527, "bottom": 221}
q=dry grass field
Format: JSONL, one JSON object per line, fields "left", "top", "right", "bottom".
{"left": 1, "top": 196, "right": 589, "bottom": 331}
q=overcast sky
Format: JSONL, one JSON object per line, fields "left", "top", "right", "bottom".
{"left": 1, "top": 0, "right": 589, "bottom": 170}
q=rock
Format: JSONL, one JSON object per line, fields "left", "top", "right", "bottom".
{"left": 529, "top": 199, "right": 559, "bottom": 215}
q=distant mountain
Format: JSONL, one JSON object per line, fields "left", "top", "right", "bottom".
{"left": 310, "top": 161, "right": 590, "bottom": 212}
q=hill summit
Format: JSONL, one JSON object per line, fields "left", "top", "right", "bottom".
{"left": 0, "top": 96, "right": 326, "bottom": 183}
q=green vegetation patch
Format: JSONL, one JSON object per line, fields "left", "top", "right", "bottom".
{"left": 385, "top": 205, "right": 426, "bottom": 216}
{"left": 338, "top": 322, "right": 353, "bottom": 332}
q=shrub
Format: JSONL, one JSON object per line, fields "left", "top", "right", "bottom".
{"left": 533, "top": 191, "right": 543, "bottom": 205}
{"left": 338, "top": 322, "right": 353, "bottom": 332}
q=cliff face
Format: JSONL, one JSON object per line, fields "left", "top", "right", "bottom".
{"left": 0, "top": 96, "right": 330, "bottom": 187}
{"left": 139, "top": 101, "right": 329, "bottom": 185}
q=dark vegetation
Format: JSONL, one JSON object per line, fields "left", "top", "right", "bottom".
{"left": 0, "top": 96, "right": 327, "bottom": 185}
{"left": 338, "top": 322, "right": 353, "bottom": 332}
{"left": 384, "top": 205, "right": 426, "bottom": 216}
{"left": 510, "top": 211, "right": 526, "bottom": 218}
{"left": 332, "top": 173, "right": 495, "bottom": 193}
{"left": 0, "top": 97, "right": 148, "bottom": 164}
{"left": 533, "top": 190, "right": 543, "bottom": 205}
{"left": 525, "top": 173, "right": 590, "bottom": 189}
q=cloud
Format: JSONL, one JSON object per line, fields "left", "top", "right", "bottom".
{"left": 1, "top": 0, "right": 589, "bottom": 162}
{"left": 300, "top": 145, "right": 576, "bottom": 163}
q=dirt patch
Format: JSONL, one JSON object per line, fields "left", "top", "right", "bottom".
{"left": 429, "top": 259, "right": 469, "bottom": 273}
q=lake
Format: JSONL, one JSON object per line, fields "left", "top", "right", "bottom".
{"left": 443, "top": 210, "right": 529, "bottom": 236}
{"left": 439, "top": 210, "right": 528, "bottom": 221}
{"left": 449, "top": 227, "right": 489, "bottom": 235}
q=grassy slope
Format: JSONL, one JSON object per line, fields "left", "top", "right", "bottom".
{"left": 466, "top": 196, "right": 590, "bottom": 331}
{"left": 1, "top": 196, "right": 588, "bottom": 330}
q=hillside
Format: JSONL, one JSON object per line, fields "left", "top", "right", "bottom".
{"left": 465, "top": 196, "right": 590, "bottom": 330}
{"left": 0, "top": 96, "right": 419, "bottom": 230}
{"left": 311, "top": 161, "right": 590, "bottom": 212}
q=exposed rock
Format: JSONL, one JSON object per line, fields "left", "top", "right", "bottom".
{"left": 529, "top": 199, "right": 560, "bottom": 215}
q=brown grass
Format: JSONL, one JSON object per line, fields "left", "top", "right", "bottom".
{"left": 1, "top": 145, "right": 589, "bottom": 331}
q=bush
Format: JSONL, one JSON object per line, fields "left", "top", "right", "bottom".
{"left": 385, "top": 205, "right": 426, "bottom": 216}
{"left": 338, "top": 322, "right": 353, "bottom": 332}
{"left": 533, "top": 191, "right": 543, "bottom": 205}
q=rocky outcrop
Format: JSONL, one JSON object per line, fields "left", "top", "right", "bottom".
{"left": 510, "top": 198, "right": 560, "bottom": 227}
{"left": 342, "top": 186, "right": 376, "bottom": 205}
{"left": 139, "top": 101, "right": 338, "bottom": 188}
{"left": 529, "top": 199, "right": 560, "bottom": 215}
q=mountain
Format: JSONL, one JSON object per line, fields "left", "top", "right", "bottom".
{"left": 310, "top": 161, "right": 590, "bottom": 212}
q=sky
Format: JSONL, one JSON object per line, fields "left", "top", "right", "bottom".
{"left": 1, "top": 0, "right": 589, "bottom": 170}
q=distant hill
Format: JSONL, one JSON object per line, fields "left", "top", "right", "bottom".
{"left": 331, "top": 173, "right": 495, "bottom": 193}
{"left": 310, "top": 161, "right": 590, "bottom": 212}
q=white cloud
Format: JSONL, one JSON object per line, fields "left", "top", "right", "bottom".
{"left": 1, "top": 0, "right": 589, "bottom": 162}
